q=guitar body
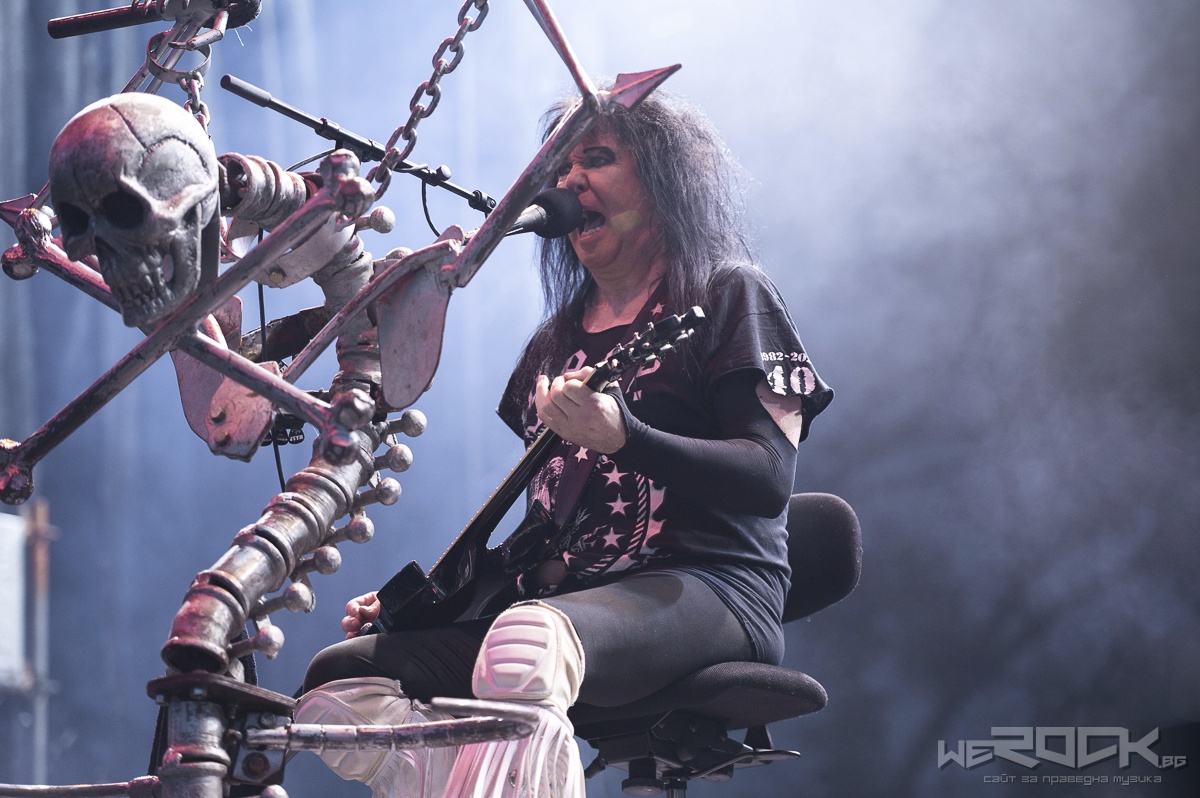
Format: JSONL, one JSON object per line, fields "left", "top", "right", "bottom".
{"left": 371, "top": 559, "right": 481, "bottom": 632}
{"left": 370, "top": 502, "right": 555, "bottom": 632}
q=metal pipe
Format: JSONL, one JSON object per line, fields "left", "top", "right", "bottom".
{"left": 245, "top": 715, "right": 533, "bottom": 752}
{"left": 27, "top": 500, "right": 54, "bottom": 786}
{"left": 0, "top": 778, "right": 157, "bottom": 798}
{"left": 161, "top": 156, "right": 378, "bottom": 675}
{"left": 522, "top": 0, "right": 598, "bottom": 100}
{"left": 244, "top": 698, "right": 539, "bottom": 751}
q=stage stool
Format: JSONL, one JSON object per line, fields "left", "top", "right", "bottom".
{"left": 568, "top": 493, "right": 862, "bottom": 796}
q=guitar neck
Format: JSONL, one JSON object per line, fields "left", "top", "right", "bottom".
{"left": 425, "top": 424, "right": 562, "bottom": 573}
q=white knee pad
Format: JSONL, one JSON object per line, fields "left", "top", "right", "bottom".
{"left": 452, "top": 605, "right": 587, "bottom": 798}
{"left": 293, "top": 677, "right": 453, "bottom": 798}
{"left": 471, "top": 601, "right": 585, "bottom": 715}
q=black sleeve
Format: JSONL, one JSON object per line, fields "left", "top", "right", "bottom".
{"left": 609, "top": 369, "right": 798, "bottom": 518}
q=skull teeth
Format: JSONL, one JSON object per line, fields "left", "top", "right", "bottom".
{"left": 111, "top": 270, "right": 167, "bottom": 309}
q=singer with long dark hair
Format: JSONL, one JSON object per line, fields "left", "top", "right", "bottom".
{"left": 295, "top": 89, "right": 833, "bottom": 798}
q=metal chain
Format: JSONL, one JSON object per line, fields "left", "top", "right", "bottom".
{"left": 367, "top": 0, "right": 490, "bottom": 199}
{"left": 180, "top": 73, "right": 211, "bottom": 133}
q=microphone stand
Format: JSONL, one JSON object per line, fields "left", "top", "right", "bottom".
{"left": 220, "top": 75, "right": 497, "bottom": 216}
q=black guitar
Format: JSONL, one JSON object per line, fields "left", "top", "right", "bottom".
{"left": 362, "top": 306, "right": 705, "bottom": 634}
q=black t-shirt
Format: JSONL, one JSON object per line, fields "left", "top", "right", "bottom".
{"left": 497, "top": 265, "right": 832, "bottom": 663}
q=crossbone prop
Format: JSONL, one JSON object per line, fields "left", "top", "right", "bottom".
{"left": 0, "top": 1, "right": 678, "bottom": 797}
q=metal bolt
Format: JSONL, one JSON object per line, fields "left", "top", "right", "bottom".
{"left": 0, "top": 466, "right": 33, "bottom": 505}
{"left": 268, "top": 266, "right": 286, "bottom": 285}
{"left": 228, "top": 624, "right": 285, "bottom": 660}
{"left": 320, "top": 432, "right": 355, "bottom": 465}
{"left": 387, "top": 408, "right": 427, "bottom": 438}
{"left": 309, "top": 545, "right": 342, "bottom": 574}
{"left": 374, "top": 443, "right": 413, "bottom": 473}
{"left": 354, "top": 478, "right": 401, "bottom": 512}
{"left": 328, "top": 514, "right": 374, "bottom": 546}
{"left": 2, "top": 247, "right": 40, "bottom": 280}
{"left": 292, "top": 546, "right": 342, "bottom": 578}
{"left": 255, "top": 581, "right": 315, "bottom": 618}
{"left": 355, "top": 206, "right": 396, "bottom": 234}
{"left": 334, "top": 177, "right": 373, "bottom": 224}
{"left": 214, "top": 430, "right": 232, "bottom": 447}
{"left": 332, "top": 390, "right": 376, "bottom": 430}
{"left": 242, "top": 751, "right": 271, "bottom": 779}
{"left": 321, "top": 149, "right": 359, "bottom": 183}
{"left": 346, "top": 514, "right": 374, "bottom": 543}
{"left": 209, "top": 406, "right": 226, "bottom": 424}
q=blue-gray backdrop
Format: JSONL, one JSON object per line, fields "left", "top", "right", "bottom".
{"left": 1, "top": 2, "right": 1197, "bottom": 796}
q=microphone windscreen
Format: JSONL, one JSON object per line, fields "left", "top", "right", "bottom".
{"left": 530, "top": 188, "right": 582, "bottom": 238}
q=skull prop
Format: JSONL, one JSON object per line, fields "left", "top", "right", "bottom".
{"left": 49, "top": 93, "right": 219, "bottom": 328}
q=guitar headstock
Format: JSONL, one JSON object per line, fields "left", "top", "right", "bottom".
{"left": 592, "top": 306, "right": 706, "bottom": 385}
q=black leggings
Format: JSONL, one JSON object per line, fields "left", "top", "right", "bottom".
{"left": 303, "top": 569, "right": 754, "bottom": 708}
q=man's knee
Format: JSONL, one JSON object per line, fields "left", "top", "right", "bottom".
{"left": 471, "top": 601, "right": 585, "bottom": 714}
{"left": 303, "top": 640, "right": 370, "bottom": 693}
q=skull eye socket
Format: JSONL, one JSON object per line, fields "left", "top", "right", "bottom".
{"left": 100, "top": 190, "right": 146, "bottom": 229}
{"left": 57, "top": 202, "right": 90, "bottom": 238}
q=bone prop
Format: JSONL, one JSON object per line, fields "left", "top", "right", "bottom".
{"left": 0, "top": 154, "right": 364, "bottom": 505}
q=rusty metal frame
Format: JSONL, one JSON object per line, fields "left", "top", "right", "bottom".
{"left": 0, "top": 2, "right": 679, "bottom": 797}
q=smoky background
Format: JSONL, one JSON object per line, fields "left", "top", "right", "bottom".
{"left": 1, "top": 1, "right": 1197, "bottom": 796}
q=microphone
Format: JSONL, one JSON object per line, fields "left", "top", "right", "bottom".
{"left": 507, "top": 188, "right": 582, "bottom": 238}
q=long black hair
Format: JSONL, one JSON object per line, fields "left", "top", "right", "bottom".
{"left": 513, "top": 88, "right": 757, "bottom": 390}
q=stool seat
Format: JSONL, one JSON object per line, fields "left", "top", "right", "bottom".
{"left": 571, "top": 661, "right": 827, "bottom": 737}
